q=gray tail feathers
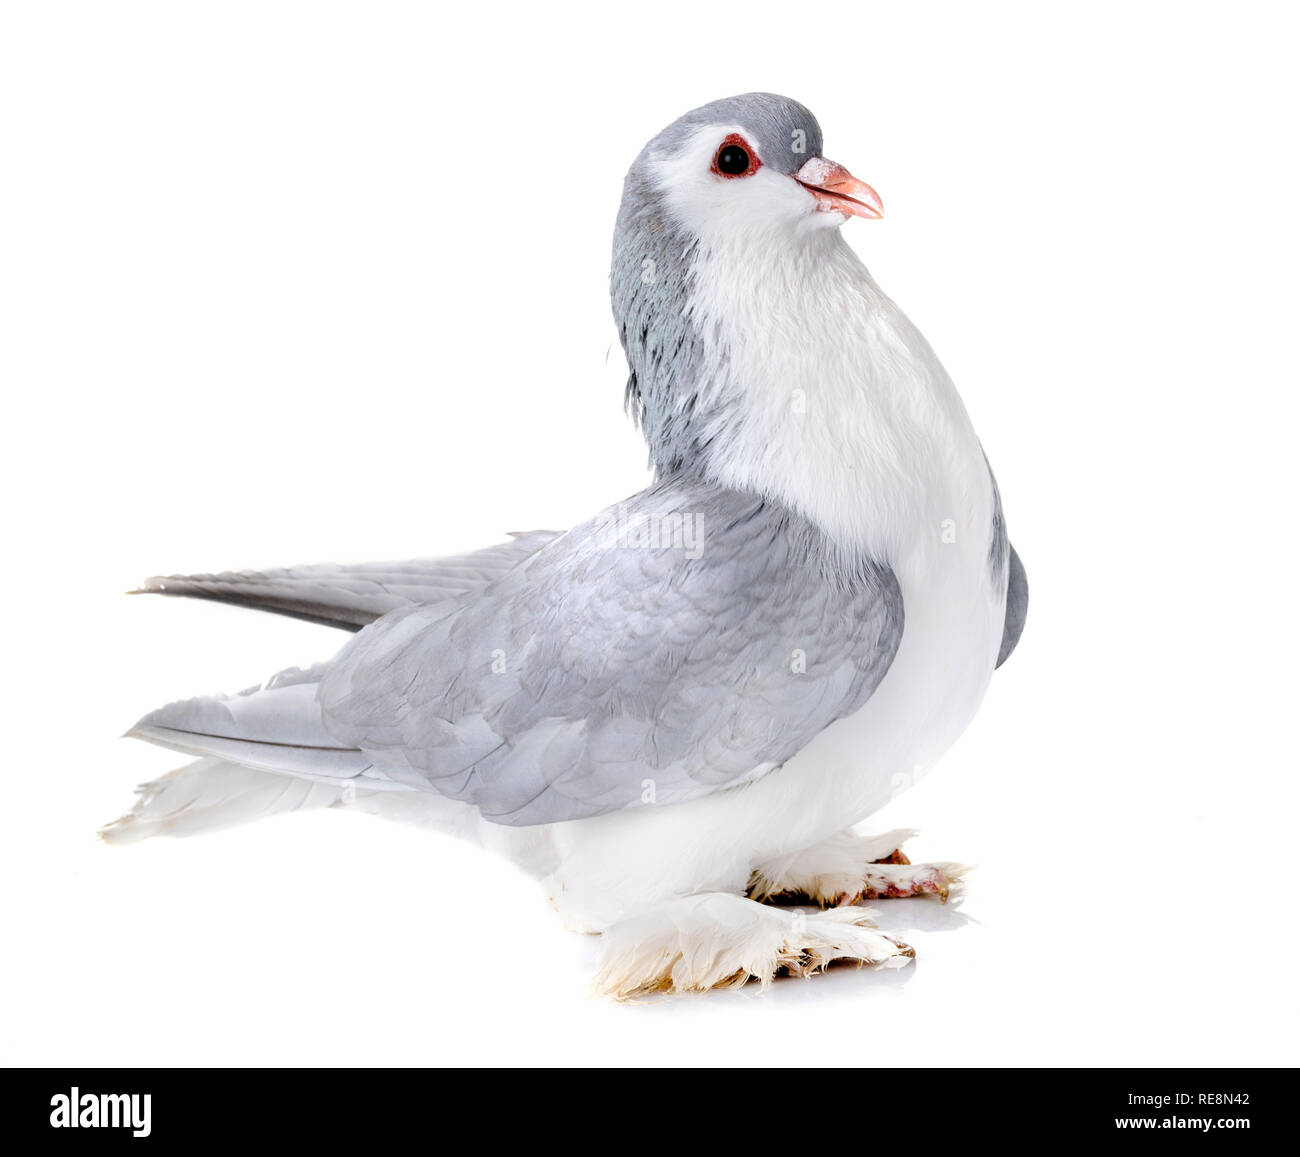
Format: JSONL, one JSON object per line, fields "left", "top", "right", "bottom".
{"left": 116, "top": 666, "right": 416, "bottom": 844}
{"left": 99, "top": 758, "right": 347, "bottom": 844}
{"left": 124, "top": 673, "right": 374, "bottom": 779}
{"left": 131, "top": 532, "right": 562, "bottom": 631}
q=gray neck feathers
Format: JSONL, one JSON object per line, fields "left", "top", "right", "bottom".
{"left": 610, "top": 94, "right": 824, "bottom": 476}
{"left": 610, "top": 166, "right": 726, "bottom": 476}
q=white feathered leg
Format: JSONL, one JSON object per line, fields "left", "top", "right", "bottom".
{"left": 748, "top": 829, "right": 969, "bottom": 906}
{"left": 591, "top": 892, "right": 914, "bottom": 999}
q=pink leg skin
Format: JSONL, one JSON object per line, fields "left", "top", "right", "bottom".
{"left": 750, "top": 830, "right": 969, "bottom": 909}
{"left": 839, "top": 861, "right": 968, "bottom": 905}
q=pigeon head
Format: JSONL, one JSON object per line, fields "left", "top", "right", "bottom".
{"left": 612, "top": 93, "right": 883, "bottom": 474}
{"left": 626, "top": 93, "right": 881, "bottom": 239}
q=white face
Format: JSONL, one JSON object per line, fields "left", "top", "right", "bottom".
{"left": 650, "top": 123, "right": 845, "bottom": 243}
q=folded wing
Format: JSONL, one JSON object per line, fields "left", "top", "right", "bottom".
{"left": 319, "top": 477, "right": 904, "bottom": 825}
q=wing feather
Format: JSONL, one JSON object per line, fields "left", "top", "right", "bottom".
{"left": 320, "top": 477, "right": 903, "bottom": 825}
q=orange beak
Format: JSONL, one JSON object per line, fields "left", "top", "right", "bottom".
{"left": 794, "top": 157, "right": 884, "bottom": 220}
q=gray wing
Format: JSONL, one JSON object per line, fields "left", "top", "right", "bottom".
{"left": 985, "top": 455, "right": 1028, "bottom": 669}
{"left": 134, "top": 531, "right": 562, "bottom": 631}
{"left": 997, "top": 544, "right": 1028, "bottom": 668}
{"left": 319, "top": 476, "right": 904, "bottom": 825}
{"left": 129, "top": 665, "right": 375, "bottom": 780}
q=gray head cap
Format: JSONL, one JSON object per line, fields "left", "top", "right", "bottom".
{"left": 638, "top": 92, "right": 823, "bottom": 173}
{"left": 611, "top": 94, "right": 824, "bottom": 473}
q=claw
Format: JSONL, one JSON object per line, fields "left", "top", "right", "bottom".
{"left": 873, "top": 848, "right": 911, "bottom": 865}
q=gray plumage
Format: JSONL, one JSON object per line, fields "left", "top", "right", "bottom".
{"left": 317, "top": 475, "right": 902, "bottom": 824}
{"left": 130, "top": 665, "right": 375, "bottom": 780}
{"left": 133, "top": 476, "right": 903, "bottom": 825}
{"left": 135, "top": 531, "right": 561, "bottom": 631}
{"left": 998, "top": 546, "right": 1028, "bottom": 668}
{"left": 986, "top": 460, "right": 1028, "bottom": 668}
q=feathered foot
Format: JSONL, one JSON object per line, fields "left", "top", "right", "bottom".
{"left": 748, "top": 829, "right": 970, "bottom": 907}
{"left": 848, "top": 860, "right": 968, "bottom": 903}
{"left": 592, "top": 892, "right": 913, "bottom": 1000}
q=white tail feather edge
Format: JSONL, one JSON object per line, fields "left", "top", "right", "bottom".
{"left": 99, "top": 757, "right": 347, "bottom": 844}
{"left": 101, "top": 756, "right": 556, "bottom": 880}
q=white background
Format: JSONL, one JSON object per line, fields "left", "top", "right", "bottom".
{"left": 2, "top": 1, "right": 1297, "bottom": 1067}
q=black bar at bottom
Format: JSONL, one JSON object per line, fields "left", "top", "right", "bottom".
{"left": 6, "top": 1067, "right": 1288, "bottom": 1144}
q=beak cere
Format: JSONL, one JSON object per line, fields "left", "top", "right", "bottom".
{"left": 794, "top": 157, "right": 884, "bottom": 220}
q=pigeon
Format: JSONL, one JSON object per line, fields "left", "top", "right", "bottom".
{"left": 108, "top": 93, "right": 1027, "bottom": 998}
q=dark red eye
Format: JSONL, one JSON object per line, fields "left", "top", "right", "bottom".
{"left": 711, "top": 133, "right": 760, "bottom": 178}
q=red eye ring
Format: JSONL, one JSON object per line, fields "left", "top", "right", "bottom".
{"left": 711, "top": 133, "right": 761, "bottom": 179}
